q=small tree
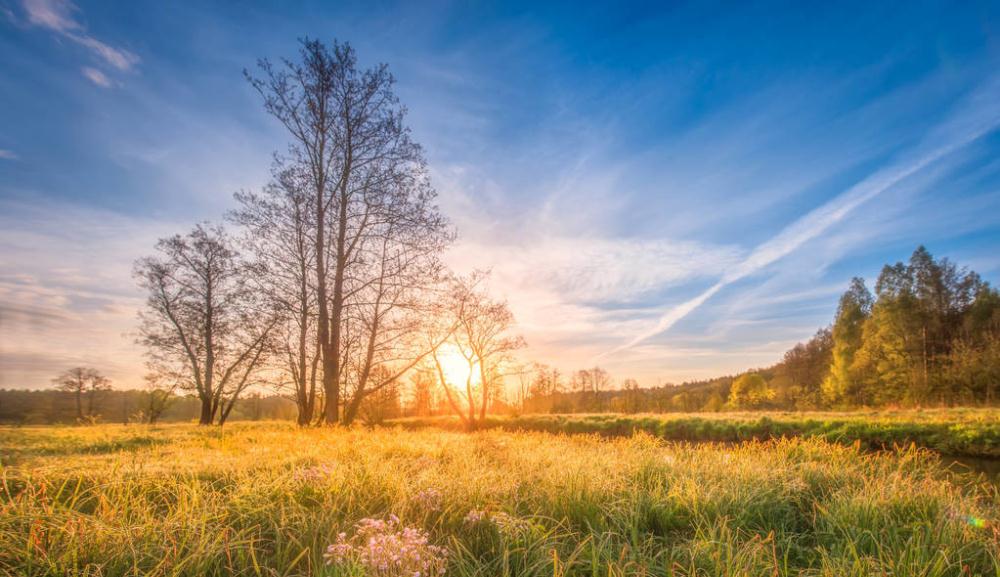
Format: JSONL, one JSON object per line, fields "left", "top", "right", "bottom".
{"left": 432, "top": 276, "right": 524, "bottom": 430}
{"left": 141, "top": 375, "right": 178, "bottom": 424}
{"left": 52, "top": 367, "right": 111, "bottom": 422}
{"left": 135, "top": 224, "right": 278, "bottom": 425}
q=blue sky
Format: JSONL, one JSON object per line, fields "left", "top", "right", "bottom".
{"left": 1, "top": 0, "right": 999, "bottom": 388}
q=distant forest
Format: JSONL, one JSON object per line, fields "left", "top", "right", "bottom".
{"left": 3, "top": 245, "right": 998, "bottom": 425}
{"left": 0, "top": 389, "right": 298, "bottom": 425}
{"left": 523, "top": 246, "right": 1000, "bottom": 413}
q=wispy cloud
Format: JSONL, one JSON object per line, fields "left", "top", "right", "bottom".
{"left": 20, "top": 0, "right": 138, "bottom": 72}
{"left": 606, "top": 77, "right": 1000, "bottom": 356}
{"left": 0, "top": 149, "right": 18, "bottom": 160}
{"left": 81, "top": 66, "right": 111, "bottom": 87}
{"left": 0, "top": 196, "right": 178, "bottom": 388}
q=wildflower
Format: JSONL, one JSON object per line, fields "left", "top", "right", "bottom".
{"left": 463, "top": 509, "right": 488, "bottom": 525}
{"left": 412, "top": 488, "right": 442, "bottom": 511}
{"left": 325, "top": 516, "right": 447, "bottom": 577}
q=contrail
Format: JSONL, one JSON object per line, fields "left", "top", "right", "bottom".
{"left": 601, "top": 77, "right": 1000, "bottom": 359}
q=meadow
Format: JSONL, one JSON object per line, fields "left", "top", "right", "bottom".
{"left": 395, "top": 408, "right": 1000, "bottom": 459}
{"left": 2, "top": 422, "right": 999, "bottom": 576}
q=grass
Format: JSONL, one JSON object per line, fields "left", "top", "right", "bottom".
{"left": 393, "top": 408, "right": 1000, "bottom": 458}
{"left": 0, "top": 421, "right": 998, "bottom": 576}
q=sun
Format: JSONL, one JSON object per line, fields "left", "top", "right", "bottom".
{"left": 434, "top": 344, "right": 478, "bottom": 387}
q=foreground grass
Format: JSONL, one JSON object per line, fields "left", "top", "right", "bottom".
{"left": 394, "top": 408, "right": 1000, "bottom": 458}
{"left": 0, "top": 422, "right": 998, "bottom": 576}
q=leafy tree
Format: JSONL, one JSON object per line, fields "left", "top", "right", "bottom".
{"left": 727, "top": 373, "right": 773, "bottom": 409}
{"left": 822, "top": 278, "right": 872, "bottom": 406}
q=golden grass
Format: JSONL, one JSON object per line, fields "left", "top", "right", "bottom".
{"left": 1, "top": 422, "right": 998, "bottom": 576}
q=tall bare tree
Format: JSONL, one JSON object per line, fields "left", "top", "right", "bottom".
{"left": 52, "top": 367, "right": 110, "bottom": 422}
{"left": 246, "top": 38, "right": 450, "bottom": 424}
{"left": 135, "top": 224, "right": 278, "bottom": 425}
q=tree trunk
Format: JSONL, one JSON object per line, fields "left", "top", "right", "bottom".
{"left": 74, "top": 389, "right": 83, "bottom": 421}
{"left": 325, "top": 191, "right": 349, "bottom": 425}
{"left": 198, "top": 397, "right": 213, "bottom": 425}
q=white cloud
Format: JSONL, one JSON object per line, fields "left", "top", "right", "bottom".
{"left": 20, "top": 0, "right": 139, "bottom": 72}
{"left": 0, "top": 149, "right": 17, "bottom": 160}
{"left": 81, "top": 66, "right": 111, "bottom": 87}
{"left": 22, "top": 0, "right": 79, "bottom": 31}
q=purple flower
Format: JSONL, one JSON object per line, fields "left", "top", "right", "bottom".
{"left": 324, "top": 516, "right": 448, "bottom": 577}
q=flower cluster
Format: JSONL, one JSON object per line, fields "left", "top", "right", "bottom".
{"left": 325, "top": 515, "right": 448, "bottom": 577}
{"left": 412, "top": 488, "right": 442, "bottom": 512}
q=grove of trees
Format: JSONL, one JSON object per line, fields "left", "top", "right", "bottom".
{"left": 133, "top": 39, "right": 522, "bottom": 428}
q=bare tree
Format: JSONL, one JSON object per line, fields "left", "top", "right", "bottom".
{"left": 431, "top": 276, "right": 525, "bottom": 430}
{"left": 571, "top": 367, "right": 610, "bottom": 412}
{"left": 231, "top": 163, "right": 321, "bottom": 425}
{"left": 135, "top": 224, "right": 278, "bottom": 425}
{"left": 52, "top": 367, "right": 111, "bottom": 422}
{"left": 141, "top": 374, "right": 178, "bottom": 424}
{"left": 246, "top": 38, "right": 450, "bottom": 424}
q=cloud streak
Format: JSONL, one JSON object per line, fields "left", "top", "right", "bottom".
{"left": 20, "top": 0, "right": 139, "bottom": 72}
{"left": 605, "top": 77, "right": 1000, "bottom": 357}
{"left": 81, "top": 66, "right": 111, "bottom": 87}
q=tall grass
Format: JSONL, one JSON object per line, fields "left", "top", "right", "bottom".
{"left": 1, "top": 422, "right": 998, "bottom": 576}
{"left": 394, "top": 409, "right": 1000, "bottom": 458}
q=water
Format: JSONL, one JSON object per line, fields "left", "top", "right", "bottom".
{"left": 943, "top": 455, "right": 1000, "bottom": 487}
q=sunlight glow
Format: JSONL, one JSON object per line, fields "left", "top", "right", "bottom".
{"left": 435, "top": 344, "right": 478, "bottom": 388}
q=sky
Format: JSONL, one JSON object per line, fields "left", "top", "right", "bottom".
{"left": 1, "top": 0, "right": 999, "bottom": 390}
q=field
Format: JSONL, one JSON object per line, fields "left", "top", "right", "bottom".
{"left": 395, "top": 408, "right": 1000, "bottom": 458}
{"left": 1, "top": 422, "right": 999, "bottom": 576}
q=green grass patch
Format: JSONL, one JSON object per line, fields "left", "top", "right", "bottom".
{"left": 393, "top": 408, "right": 1000, "bottom": 458}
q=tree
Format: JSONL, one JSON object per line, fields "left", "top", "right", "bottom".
{"left": 727, "top": 373, "right": 772, "bottom": 409}
{"left": 621, "top": 378, "right": 643, "bottom": 413}
{"left": 851, "top": 247, "right": 988, "bottom": 406}
{"left": 135, "top": 224, "right": 278, "bottom": 425}
{"left": 822, "top": 278, "right": 872, "bottom": 406}
{"left": 524, "top": 363, "right": 562, "bottom": 413}
{"left": 408, "top": 365, "right": 436, "bottom": 417}
{"left": 247, "top": 39, "right": 448, "bottom": 425}
{"left": 771, "top": 328, "right": 832, "bottom": 409}
{"left": 231, "top": 163, "right": 320, "bottom": 426}
{"left": 141, "top": 374, "right": 178, "bottom": 424}
{"left": 431, "top": 276, "right": 525, "bottom": 430}
{"left": 52, "top": 367, "right": 111, "bottom": 422}
{"left": 571, "top": 367, "right": 611, "bottom": 412}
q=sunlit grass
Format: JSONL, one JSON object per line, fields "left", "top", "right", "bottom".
{"left": 396, "top": 408, "right": 1000, "bottom": 458}
{"left": 1, "top": 422, "right": 998, "bottom": 576}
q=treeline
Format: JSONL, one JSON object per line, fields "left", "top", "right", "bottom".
{"left": 0, "top": 389, "right": 297, "bottom": 425}
{"left": 522, "top": 247, "right": 1000, "bottom": 413}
